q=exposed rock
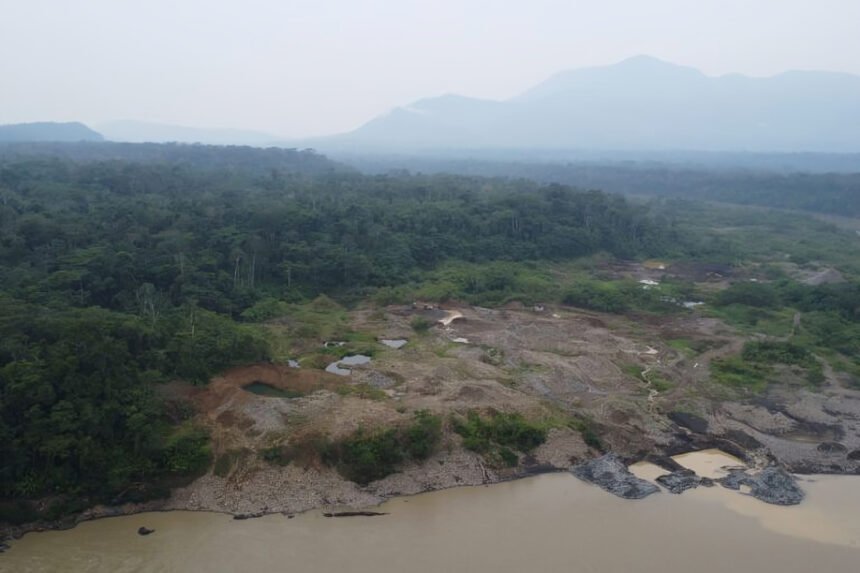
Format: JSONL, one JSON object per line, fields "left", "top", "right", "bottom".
{"left": 137, "top": 526, "right": 155, "bottom": 536}
{"left": 717, "top": 466, "right": 805, "bottom": 505}
{"left": 722, "top": 430, "right": 762, "bottom": 451}
{"left": 817, "top": 442, "right": 847, "bottom": 454}
{"left": 668, "top": 412, "right": 709, "bottom": 434}
{"left": 570, "top": 454, "right": 659, "bottom": 499}
{"left": 655, "top": 469, "right": 714, "bottom": 494}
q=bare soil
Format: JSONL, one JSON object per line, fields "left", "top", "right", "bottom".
{"left": 161, "top": 300, "right": 860, "bottom": 518}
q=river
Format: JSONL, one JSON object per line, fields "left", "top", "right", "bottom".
{"left": 3, "top": 471, "right": 859, "bottom": 572}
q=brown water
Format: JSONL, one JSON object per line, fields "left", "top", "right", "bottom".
{"left": 4, "top": 472, "right": 860, "bottom": 573}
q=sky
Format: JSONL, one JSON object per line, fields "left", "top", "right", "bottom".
{"left": 2, "top": 0, "right": 859, "bottom": 138}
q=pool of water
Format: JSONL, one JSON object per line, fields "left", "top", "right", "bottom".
{"left": 241, "top": 382, "right": 303, "bottom": 398}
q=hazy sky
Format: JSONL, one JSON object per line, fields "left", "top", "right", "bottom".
{"left": 2, "top": 0, "right": 859, "bottom": 137}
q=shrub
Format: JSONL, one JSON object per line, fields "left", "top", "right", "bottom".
{"left": 322, "top": 411, "right": 443, "bottom": 485}
{"left": 711, "top": 356, "right": 770, "bottom": 392}
{"left": 567, "top": 417, "right": 603, "bottom": 451}
{"left": 403, "top": 410, "right": 443, "bottom": 460}
{"left": 410, "top": 316, "right": 433, "bottom": 332}
{"left": 453, "top": 411, "right": 547, "bottom": 459}
{"left": 563, "top": 281, "right": 628, "bottom": 313}
{"left": 715, "top": 282, "right": 780, "bottom": 308}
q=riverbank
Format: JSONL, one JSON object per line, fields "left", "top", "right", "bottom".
{"left": 4, "top": 300, "right": 860, "bottom": 544}
{"left": 4, "top": 472, "right": 860, "bottom": 573}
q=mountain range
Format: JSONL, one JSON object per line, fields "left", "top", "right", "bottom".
{"left": 3, "top": 56, "right": 859, "bottom": 153}
{"left": 0, "top": 122, "right": 103, "bottom": 143}
{"left": 318, "top": 55, "right": 860, "bottom": 153}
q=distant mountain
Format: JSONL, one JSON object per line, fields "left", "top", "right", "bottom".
{"left": 0, "top": 122, "right": 103, "bottom": 142}
{"left": 320, "top": 56, "right": 860, "bottom": 153}
{"left": 98, "top": 120, "right": 282, "bottom": 146}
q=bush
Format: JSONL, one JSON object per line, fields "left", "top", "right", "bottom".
{"left": 741, "top": 340, "right": 823, "bottom": 387}
{"left": 403, "top": 410, "right": 443, "bottom": 460}
{"left": 711, "top": 356, "right": 770, "bottom": 392}
{"left": 322, "top": 411, "right": 443, "bottom": 485}
{"left": 161, "top": 425, "right": 212, "bottom": 476}
{"left": 716, "top": 282, "right": 780, "bottom": 308}
{"left": 453, "top": 411, "right": 547, "bottom": 459}
{"left": 563, "top": 281, "right": 628, "bottom": 313}
{"left": 568, "top": 418, "right": 603, "bottom": 451}
{"left": 410, "top": 316, "right": 433, "bottom": 332}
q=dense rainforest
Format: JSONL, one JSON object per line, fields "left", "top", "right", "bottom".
{"left": 0, "top": 143, "right": 682, "bottom": 512}
{"left": 346, "top": 156, "right": 860, "bottom": 217}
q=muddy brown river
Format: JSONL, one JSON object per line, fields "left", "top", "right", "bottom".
{"left": 3, "top": 471, "right": 859, "bottom": 572}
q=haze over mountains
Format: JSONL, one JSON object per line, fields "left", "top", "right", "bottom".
{"left": 0, "top": 122, "right": 103, "bottom": 143}
{"left": 326, "top": 56, "right": 860, "bottom": 153}
{"left": 96, "top": 120, "right": 281, "bottom": 147}
{"left": 3, "top": 56, "right": 860, "bottom": 155}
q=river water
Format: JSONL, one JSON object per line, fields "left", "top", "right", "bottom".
{"left": 3, "top": 471, "right": 859, "bottom": 572}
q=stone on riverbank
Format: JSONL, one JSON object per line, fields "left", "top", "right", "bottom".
{"left": 570, "top": 454, "right": 659, "bottom": 499}
{"left": 655, "top": 469, "right": 714, "bottom": 494}
{"left": 717, "top": 466, "right": 805, "bottom": 505}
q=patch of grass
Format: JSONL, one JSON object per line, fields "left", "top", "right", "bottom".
{"left": 621, "top": 363, "right": 643, "bottom": 379}
{"left": 649, "top": 373, "right": 674, "bottom": 393}
{"left": 335, "top": 383, "right": 388, "bottom": 400}
{"left": 667, "top": 338, "right": 696, "bottom": 356}
{"left": 705, "top": 304, "right": 795, "bottom": 336}
{"left": 741, "top": 340, "right": 824, "bottom": 387}
{"left": 710, "top": 356, "right": 771, "bottom": 393}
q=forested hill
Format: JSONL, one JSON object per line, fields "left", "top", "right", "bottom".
{"left": 345, "top": 156, "right": 860, "bottom": 218}
{"left": 0, "top": 141, "right": 346, "bottom": 176}
{"left": 0, "top": 144, "right": 679, "bottom": 511}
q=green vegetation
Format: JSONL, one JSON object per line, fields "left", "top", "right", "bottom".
{"left": 334, "top": 383, "right": 388, "bottom": 401}
{"left": 410, "top": 316, "right": 433, "bottom": 333}
{"left": 710, "top": 356, "right": 771, "bottom": 393}
{"left": 649, "top": 373, "right": 674, "bottom": 393}
{"left": 706, "top": 277, "right": 860, "bottom": 377}
{"left": 567, "top": 417, "right": 603, "bottom": 451}
{"left": 357, "top": 157, "right": 860, "bottom": 218}
{"left": 453, "top": 411, "right": 548, "bottom": 466}
{"left": 2, "top": 142, "right": 860, "bottom": 520}
{"left": 741, "top": 341, "right": 824, "bottom": 386}
{"left": 713, "top": 340, "right": 826, "bottom": 392}
{"left": 322, "top": 411, "right": 443, "bottom": 484}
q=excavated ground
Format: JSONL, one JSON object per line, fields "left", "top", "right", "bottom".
{"left": 157, "top": 300, "right": 860, "bottom": 518}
